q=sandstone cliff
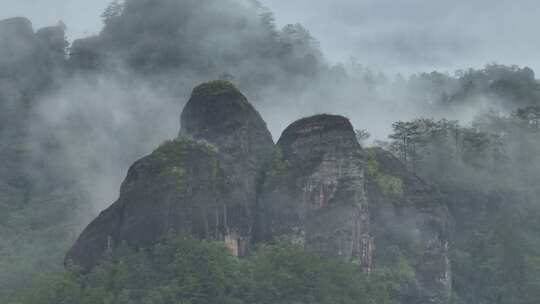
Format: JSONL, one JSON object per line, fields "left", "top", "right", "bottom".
{"left": 0, "top": 17, "right": 68, "bottom": 215}
{"left": 67, "top": 81, "right": 274, "bottom": 269}
{"left": 366, "top": 147, "right": 452, "bottom": 304}
{"left": 0, "top": 17, "right": 86, "bottom": 298}
{"left": 257, "top": 114, "right": 372, "bottom": 271}
{"left": 67, "top": 81, "right": 451, "bottom": 303}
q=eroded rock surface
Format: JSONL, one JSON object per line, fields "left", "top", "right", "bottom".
{"left": 67, "top": 139, "right": 231, "bottom": 270}
{"left": 0, "top": 17, "right": 35, "bottom": 65}
{"left": 366, "top": 147, "right": 452, "bottom": 304}
{"left": 179, "top": 81, "right": 275, "bottom": 254}
{"left": 67, "top": 82, "right": 274, "bottom": 269}
{"left": 67, "top": 83, "right": 451, "bottom": 303}
{"left": 0, "top": 17, "right": 67, "bottom": 212}
{"left": 258, "top": 115, "right": 372, "bottom": 271}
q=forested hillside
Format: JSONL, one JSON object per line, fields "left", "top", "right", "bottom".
{"left": 2, "top": 1, "right": 540, "bottom": 304}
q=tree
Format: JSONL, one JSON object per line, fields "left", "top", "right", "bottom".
{"left": 389, "top": 121, "right": 425, "bottom": 173}
{"left": 19, "top": 237, "right": 398, "bottom": 304}
{"left": 355, "top": 129, "right": 371, "bottom": 145}
{"left": 101, "top": 0, "right": 124, "bottom": 26}
{"left": 514, "top": 106, "right": 540, "bottom": 129}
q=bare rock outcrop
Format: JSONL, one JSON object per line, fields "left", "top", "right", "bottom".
{"left": 66, "top": 81, "right": 274, "bottom": 269}
{"left": 0, "top": 17, "right": 35, "bottom": 65}
{"left": 366, "top": 147, "right": 452, "bottom": 304}
{"left": 257, "top": 114, "right": 372, "bottom": 271}
{"left": 0, "top": 17, "right": 67, "bottom": 212}
{"left": 66, "top": 83, "right": 451, "bottom": 304}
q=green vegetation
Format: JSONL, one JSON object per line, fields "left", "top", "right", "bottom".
{"left": 366, "top": 158, "right": 380, "bottom": 177}
{"left": 386, "top": 113, "right": 540, "bottom": 304}
{"left": 376, "top": 175, "right": 404, "bottom": 199}
{"left": 160, "top": 166, "right": 187, "bottom": 191}
{"left": 212, "top": 159, "right": 221, "bottom": 181}
{"left": 152, "top": 138, "right": 218, "bottom": 162}
{"left": 154, "top": 138, "right": 222, "bottom": 191}
{"left": 4, "top": 0, "right": 540, "bottom": 301}
{"left": 16, "top": 237, "right": 408, "bottom": 304}
{"left": 161, "top": 166, "right": 186, "bottom": 179}
{"left": 191, "top": 80, "right": 241, "bottom": 97}
{"left": 371, "top": 255, "right": 417, "bottom": 295}
{"left": 270, "top": 146, "right": 288, "bottom": 176}
{"left": 365, "top": 154, "right": 403, "bottom": 199}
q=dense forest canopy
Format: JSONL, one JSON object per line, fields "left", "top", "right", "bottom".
{"left": 1, "top": 1, "right": 540, "bottom": 304}
{"left": 20, "top": 236, "right": 413, "bottom": 304}
{"left": 70, "top": 0, "right": 324, "bottom": 93}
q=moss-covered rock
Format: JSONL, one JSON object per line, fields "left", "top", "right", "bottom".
{"left": 269, "top": 146, "right": 288, "bottom": 176}
{"left": 191, "top": 80, "right": 240, "bottom": 97}
{"left": 377, "top": 174, "right": 404, "bottom": 199}
{"left": 258, "top": 114, "right": 372, "bottom": 271}
{"left": 364, "top": 152, "right": 403, "bottom": 199}
{"left": 152, "top": 138, "right": 218, "bottom": 162}
{"left": 365, "top": 147, "right": 451, "bottom": 304}
{"left": 68, "top": 81, "right": 274, "bottom": 270}
{"left": 366, "top": 158, "right": 380, "bottom": 178}
{"left": 67, "top": 79, "right": 451, "bottom": 304}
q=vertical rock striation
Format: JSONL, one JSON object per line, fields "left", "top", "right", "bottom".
{"left": 179, "top": 80, "right": 275, "bottom": 255}
{"left": 365, "top": 147, "right": 452, "bottom": 304}
{"left": 258, "top": 115, "right": 372, "bottom": 271}
{"left": 0, "top": 17, "right": 67, "bottom": 212}
{"left": 66, "top": 83, "right": 451, "bottom": 303}
{"left": 66, "top": 81, "right": 274, "bottom": 269}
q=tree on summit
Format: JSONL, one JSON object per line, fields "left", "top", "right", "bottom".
{"left": 102, "top": 0, "right": 124, "bottom": 26}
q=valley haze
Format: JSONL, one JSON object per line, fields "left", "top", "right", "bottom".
{"left": 1, "top": 1, "right": 540, "bottom": 304}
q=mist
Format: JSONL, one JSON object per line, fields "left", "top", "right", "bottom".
{"left": 4, "top": 0, "right": 540, "bottom": 73}
{"left": 2, "top": 0, "right": 540, "bottom": 303}
{"left": 2, "top": 0, "right": 537, "bottom": 247}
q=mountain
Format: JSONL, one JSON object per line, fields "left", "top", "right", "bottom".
{"left": 365, "top": 147, "right": 451, "bottom": 303}
{"left": 257, "top": 114, "right": 372, "bottom": 270}
{"left": 67, "top": 81, "right": 451, "bottom": 303}
{"left": 0, "top": 17, "right": 92, "bottom": 300}
{"left": 67, "top": 81, "right": 274, "bottom": 270}
{"left": 3, "top": 2, "right": 540, "bottom": 303}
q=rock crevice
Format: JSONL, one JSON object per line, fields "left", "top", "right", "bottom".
{"left": 67, "top": 82, "right": 451, "bottom": 303}
{"left": 258, "top": 114, "right": 372, "bottom": 271}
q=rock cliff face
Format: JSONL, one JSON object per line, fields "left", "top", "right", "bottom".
{"left": 0, "top": 18, "right": 87, "bottom": 298}
{"left": 67, "top": 139, "right": 231, "bottom": 270}
{"left": 0, "top": 17, "right": 65, "bottom": 79}
{"left": 0, "top": 17, "right": 67, "bottom": 211}
{"left": 257, "top": 115, "right": 372, "bottom": 271}
{"left": 67, "top": 81, "right": 274, "bottom": 269}
{"left": 0, "top": 17, "right": 35, "bottom": 66}
{"left": 67, "top": 82, "right": 450, "bottom": 302}
{"left": 180, "top": 81, "right": 275, "bottom": 224}
{"left": 179, "top": 81, "right": 275, "bottom": 255}
{"left": 365, "top": 148, "right": 451, "bottom": 304}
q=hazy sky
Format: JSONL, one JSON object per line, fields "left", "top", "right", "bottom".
{"left": 2, "top": 0, "right": 540, "bottom": 74}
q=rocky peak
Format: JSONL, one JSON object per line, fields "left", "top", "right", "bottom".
{"left": 180, "top": 80, "right": 273, "bottom": 160}
{"left": 180, "top": 80, "right": 275, "bottom": 237}
{"left": 0, "top": 17, "right": 35, "bottom": 66}
{"left": 35, "top": 25, "right": 66, "bottom": 50}
{"left": 258, "top": 114, "right": 372, "bottom": 271}
{"left": 69, "top": 36, "right": 103, "bottom": 69}
{"left": 279, "top": 114, "right": 356, "bottom": 144}
{"left": 66, "top": 85, "right": 451, "bottom": 303}
{"left": 0, "top": 17, "right": 66, "bottom": 60}
{"left": 67, "top": 82, "right": 274, "bottom": 270}
{"left": 276, "top": 114, "right": 361, "bottom": 172}
{"left": 0, "top": 17, "right": 34, "bottom": 40}
{"left": 0, "top": 17, "right": 66, "bottom": 87}
{"left": 180, "top": 80, "right": 252, "bottom": 139}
